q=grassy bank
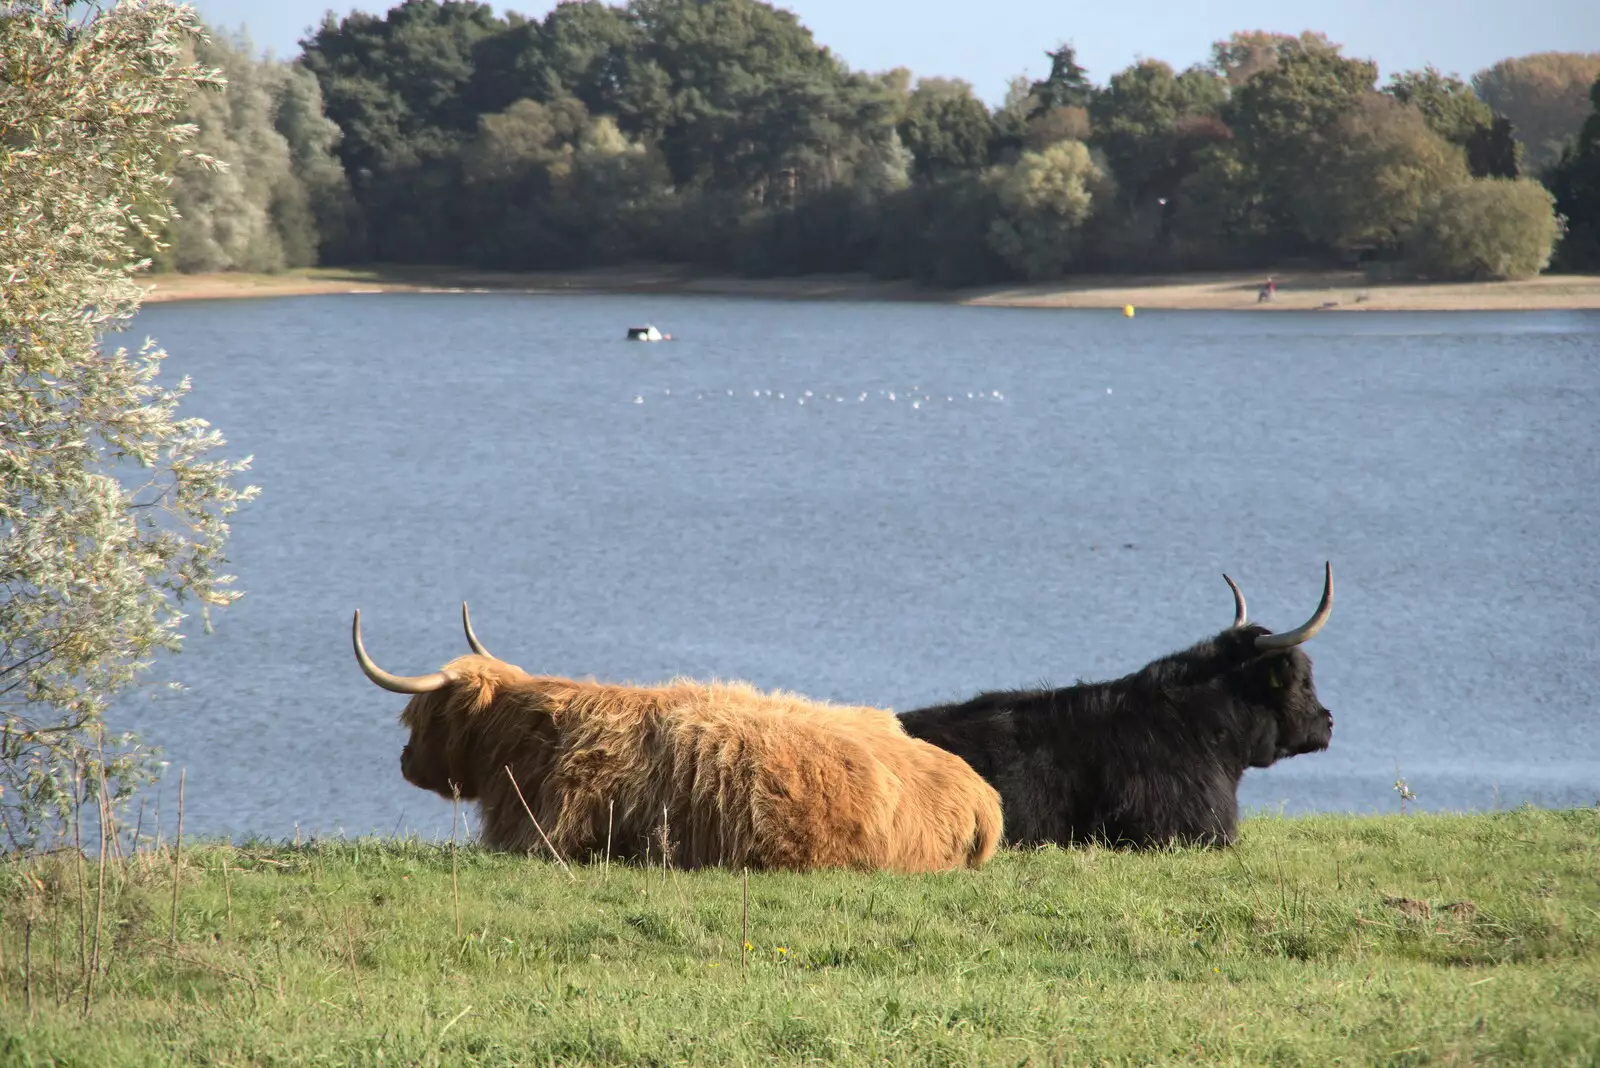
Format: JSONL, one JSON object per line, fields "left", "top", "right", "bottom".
{"left": 136, "top": 265, "right": 1600, "bottom": 312}
{"left": 2, "top": 809, "right": 1597, "bottom": 1065}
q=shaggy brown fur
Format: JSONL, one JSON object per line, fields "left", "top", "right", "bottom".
{"left": 393, "top": 656, "right": 1002, "bottom": 873}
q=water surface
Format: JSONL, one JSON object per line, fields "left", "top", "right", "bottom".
{"left": 117, "top": 294, "right": 1600, "bottom": 839}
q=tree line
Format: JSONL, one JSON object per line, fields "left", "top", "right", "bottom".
{"left": 157, "top": 0, "right": 1600, "bottom": 283}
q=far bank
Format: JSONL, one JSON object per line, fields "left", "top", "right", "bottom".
{"left": 139, "top": 265, "right": 1600, "bottom": 313}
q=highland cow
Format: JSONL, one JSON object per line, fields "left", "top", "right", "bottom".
{"left": 354, "top": 607, "right": 1003, "bottom": 873}
{"left": 897, "top": 564, "right": 1336, "bottom": 849}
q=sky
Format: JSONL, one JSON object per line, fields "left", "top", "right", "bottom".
{"left": 190, "top": 0, "right": 1600, "bottom": 105}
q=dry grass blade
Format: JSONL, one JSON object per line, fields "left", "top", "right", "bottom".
{"left": 222, "top": 853, "right": 233, "bottom": 937}
{"left": 450, "top": 780, "right": 463, "bottom": 940}
{"left": 50, "top": 891, "right": 60, "bottom": 1006}
{"left": 142, "top": 936, "right": 263, "bottom": 1012}
{"left": 439, "top": 1003, "right": 473, "bottom": 1038}
{"left": 85, "top": 764, "right": 109, "bottom": 1017}
{"left": 72, "top": 756, "right": 87, "bottom": 987}
{"left": 341, "top": 909, "right": 365, "bottom": 1011}
{"left": 96, "top": 729, "right": 124, "bottom": 865}
{"left": 24, "top": 909, "right": 33, "bottom": 1021}
{"left": 658, "top": 805, "right": 671, "bottom": 883}
{"left": 502, "top": 765, "right": 575, "bottom": 881}
{"left": 170, "top": 768, "right": 186, "bottom": 947}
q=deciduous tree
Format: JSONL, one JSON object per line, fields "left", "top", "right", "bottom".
{"left": 1407, "top": 178, "right": 1559, "bottom": 279}
{"left": 273, "top": 62, "right": 361, "bottom": 263}
{"left": 613, "top": 0, "right": 837, "bottom": 187}
{"left": 1543, "top": 75, "right": 1600, "bottom": 269}
{"left": 1025, "top": 106, "right": 1089, "bottom": 150}
{"left": 986, "top": 140, "right": 1113, "bottom": 279}
{"left": 1473, "top": 52, "right": 1600, "bottom": 172}
{"left": 0, "top": 0, "right": 258, "bottom": 845}
{"left": 1299, "top": 93, "right": 1470, "bottom": 249}
{"left": 168, "top": 30, "right": 334, "bottom": 273}
{"left": 1385, "top": 67, "right": 1518, "bottom": 178}
{"left": 898, "top": 77, "right": 993, "bottom": 177}
{"left": 1090, "top": 60, "right": 1226, "bottom": 203}
{"left": 1227, "top": 46, "right": 1378, "bottom": 241}
{"left": 299, "top": 0, "right": 505, "bottom": 260}
{"left": 1209, "top": 30, "right": 1337, "bottom": 87}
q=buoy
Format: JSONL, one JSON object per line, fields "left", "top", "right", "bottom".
{"left": 1123, "top": 304, "right": 1135, "bottom": 318}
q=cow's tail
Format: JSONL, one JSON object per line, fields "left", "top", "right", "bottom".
{"left": 967, "top": 788, "right": 1003, "bottom": 868}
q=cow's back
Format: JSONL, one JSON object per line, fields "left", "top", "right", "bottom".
{"left": 899, "top": 690, "right": 1116, "bottom": 847}
{"left": 542, "top": 678, "right": 1000, "bottom": 871}
{"left": 880, "top": 735, "right": 1003, "bottom": 869}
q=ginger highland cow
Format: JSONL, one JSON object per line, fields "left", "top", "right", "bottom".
{"left": 354, "top": 607, "right": 1002, "bottom": 873}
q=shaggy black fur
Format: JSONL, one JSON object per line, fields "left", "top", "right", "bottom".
{"left": 897, "top": 623, "right": 1333, "bottom": 848}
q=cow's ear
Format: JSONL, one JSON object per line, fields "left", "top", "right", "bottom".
{"left": 1249, "top": 658, "right": 1284, "bottom": 692}
{"left": 464, "top": 670, "right": 501, "bottom": 713}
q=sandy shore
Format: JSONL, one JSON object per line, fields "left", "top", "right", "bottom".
{"left": 139, "top": 265, "right": 1600, "bottom": 312}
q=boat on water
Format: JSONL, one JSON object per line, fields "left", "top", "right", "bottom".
{"left": 626, "top": 324, "right": 671, "bottom": 341}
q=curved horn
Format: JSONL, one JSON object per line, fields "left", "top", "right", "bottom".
{"left": 1254, "top": 562, "right": 1333, "bottom": 651}
{"left": 461, "top": 601, "right": 492, "bottom": 658}
{"left": 351, "top": 610, "right": 451, "bottom": 694}
{"left": 1222, "top": 573, "right": 1247, "bottom": 627}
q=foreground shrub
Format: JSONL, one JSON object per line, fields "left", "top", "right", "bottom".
{"left": 0, "top": 0, "right": 257, "bottom": 843}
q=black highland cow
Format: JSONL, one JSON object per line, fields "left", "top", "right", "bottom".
{"left": 898, "top": 564, "right": 1335, "bottom": 848}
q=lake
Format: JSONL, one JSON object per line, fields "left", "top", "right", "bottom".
{"left": 115, "top": 293, "right": 1600, "bottom": 841}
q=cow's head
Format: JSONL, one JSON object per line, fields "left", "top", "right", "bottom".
{"left": 1222, "top": 564, "right": 1335, "bottom": 767}
{"left": 351, "top": 605, "right": 529, "bottom": 800}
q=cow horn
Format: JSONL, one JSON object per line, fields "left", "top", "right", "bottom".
{"left": 461, "top": 601, "right": 493, "bottom": 657}
{"left": 1223, "top": 573, "right": 1247, "bottom": 627}
{"left": 351, "top": 610, "right": 451, "bottom": 693}
{"left": 1254, "top": 563, "right": 1333, "bottom": 651}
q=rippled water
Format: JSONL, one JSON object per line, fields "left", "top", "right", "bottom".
{"left": 114, "top": 294, "right": 1600, "bottom": 840}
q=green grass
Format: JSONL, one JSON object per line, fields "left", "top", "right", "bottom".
{"left": 2, "top": 809, "right": 1598, "bottom": 1065}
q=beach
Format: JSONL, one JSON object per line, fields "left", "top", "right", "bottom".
{"left": 139, "top": 264, "right": 1600, "bottom": 311}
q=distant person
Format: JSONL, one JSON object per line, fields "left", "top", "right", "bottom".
{"left": 1258, "top": 276, "right": 1276, "bottom": 304}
